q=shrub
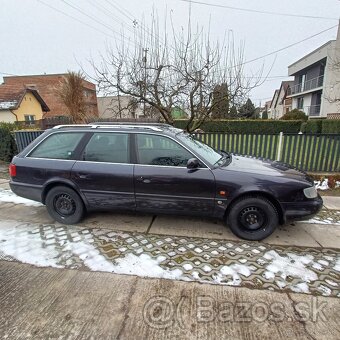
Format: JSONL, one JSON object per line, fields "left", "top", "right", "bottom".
{"left": 0, "top": 123, "right": 18, "bottom": 162}
{"left": 281, "top": 109, "right": 308, "bottom": 121}
{"left": 322, "top": 120, "right": 340, "bottom": 133}
{"left": 262, "top": 111, "right": 268, "bottom": 119}
{"left": 173, "top": 119, "right": 302, "bottom": 134}
{"left": 300, "top": 119, "right": 323, "bottom": 133}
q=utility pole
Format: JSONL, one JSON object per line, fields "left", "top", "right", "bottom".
{"left": 142, "top": 48, "right": 148, "bottom": 116}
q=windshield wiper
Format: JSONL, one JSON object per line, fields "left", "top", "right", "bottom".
{"left": 214, "top": 150, "right": 232, "bottom": 167}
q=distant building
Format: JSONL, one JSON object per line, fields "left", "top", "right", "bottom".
{"left": 97, "top": 95, "right": 162, "bottom": 120}
{"left": 286, "top": 23, "right": 340, "bottom": 118}
{"left": 269, "top": 81, "right": 294, "bottom": 119}
{"left": 3, "top": 74, "right": 98, "bottom": 119}
{"left": 0, "top": 84, "right": 49, "bottom": 123}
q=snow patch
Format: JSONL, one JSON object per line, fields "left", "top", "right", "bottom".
{"left": 213, "top": 263, "right": 252, "bottom": 286}
{"left": 314, "top": 179, "right": 329, "bottom": 191}
{"left": 0, "top": 188, "right": 43, "bottom": 207}
{"left": 263, "top": 250, "right": 317, "bottom": 282}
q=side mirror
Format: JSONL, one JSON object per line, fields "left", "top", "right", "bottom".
{"left": 187, "top": 158, "right": 200, "bottom": 169}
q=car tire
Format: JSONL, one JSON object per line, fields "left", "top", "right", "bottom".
{"left": 45, "top": 186, "right": 84, "bottom": 224}
{"left": 226, "top": 196, "right": 279, "bottom": 241}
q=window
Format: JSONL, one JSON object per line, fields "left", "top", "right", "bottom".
{"left": 177, "top": 133, "right": 221, "bottom": 166}
{"left": 29, "top": 133, "right": 85, "bottom": 159}
{"left": 297, "top": 97, "right": 304, "bottom": 110}
{"left": 24, "top": 115, "right": 35, "bottom": 125}
{"left": 136, "top": 134, "right": 193, "bottom": 167}
{"left": 83, "top": 133, "right": 129, "bottom": 163}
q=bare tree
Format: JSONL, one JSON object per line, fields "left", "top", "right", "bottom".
{"left": 57, "top": 71, "right": 88, "bottom": 123}
{"left": 92, "top": 13, "right": 263, "bottom": 132}
{"left": 325, "top": 53, "right": 340, "bottom": 108}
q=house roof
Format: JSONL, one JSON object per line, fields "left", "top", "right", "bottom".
{"left": 270, "top": 90, "right": 279, "bottom": 109}
{"left": 3, "top": 73, "right": 96, "bottom": 91}
{"left": 278, "top": 81, "right": 294, "bottom": 105}
{"left": 0, "top": 84, "right": 50, "bottom": 111}
{"left": 288, "top": 40, "right": 334, "bottom": 69}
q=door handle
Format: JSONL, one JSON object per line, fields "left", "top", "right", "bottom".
{"left": 137, "top": 176, "right": 151, "bottom": 184}
{"left": 77, "top": 173, "right": 89, "bottom": 179}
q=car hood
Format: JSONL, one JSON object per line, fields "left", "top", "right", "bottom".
{"left": 222, "top": 155, "right": 314, "bottom": 184}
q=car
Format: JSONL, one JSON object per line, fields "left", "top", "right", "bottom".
{"left": 9, "top": 123, "right": 323, "bottom": 241}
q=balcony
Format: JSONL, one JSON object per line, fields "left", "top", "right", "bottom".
{"left": 287, "top": 75, "right": 324, "bottom": 96}
{"left": 302, "top": 105, "right": 321, "bottom": 117}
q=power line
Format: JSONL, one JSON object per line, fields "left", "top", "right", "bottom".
{"left": 238, "top": 24, "right": 338, "bottom": 67}
{"left": 60, "top": 0, "right": 123, "bottom": 39}
{"left": 36, "top": 0, "right": 116, "bottom": 39}
{"left": 178, "top": 0, "right": 339, "bottom": 20}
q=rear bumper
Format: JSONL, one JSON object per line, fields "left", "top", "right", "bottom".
{"left": 9, "top": 181, "right": 43, "bottom": 203}
{"left": 282, "top": 196, "right": 323, "bottom": 222}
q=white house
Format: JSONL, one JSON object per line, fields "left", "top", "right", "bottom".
{"left": 286, "top": 23, "right": 340, "bottom": 118}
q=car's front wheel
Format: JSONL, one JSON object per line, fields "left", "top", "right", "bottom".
{"left": 226, "top": 196, "right": 279, "bottom": 241}
{"left": 45, "top": 186, "right": 84, "bottom": 224}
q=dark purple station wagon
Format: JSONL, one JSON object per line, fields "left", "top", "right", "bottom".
{"left": 9, "top": 123, "right": 322, "bottom": 241}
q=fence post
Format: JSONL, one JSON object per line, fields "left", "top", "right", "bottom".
{"left": 276, "top": 132, "right": 284, "bottom": 161}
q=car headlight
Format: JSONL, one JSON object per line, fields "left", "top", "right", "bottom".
{"left": 303, "top": 186, "right": 318, "bottom": 199}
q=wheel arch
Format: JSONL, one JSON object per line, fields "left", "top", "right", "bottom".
{"left": 42, "top": 179, "right": 87, "bottom": 207}
{"left": 225, "top": 191, "right": 284, "bottom": 225}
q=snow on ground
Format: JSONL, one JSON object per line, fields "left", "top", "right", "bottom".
{"left": 0, "top": 221, "right": 336, "bottom": 296}
{"left": 263, "top": 250, "right": 318, "bottom": 293}
{"left": 0, "top": 224, "right": 61, "bottom": 268}
{"left": 0, "top": 188, "right": 43, "bottom": 207}
{"left": 213, "top": 263, "right": 252, "bottom": 286}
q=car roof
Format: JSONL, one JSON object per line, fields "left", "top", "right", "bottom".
{"left": 51, "top": 123, "right": 184, "bottom": 136}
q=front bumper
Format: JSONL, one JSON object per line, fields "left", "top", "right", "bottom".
{"left": 282, "top": 196, "right": 323, "bottom": 222}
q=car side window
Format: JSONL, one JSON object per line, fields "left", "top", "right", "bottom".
{"left": 83, "top": 133, "right": 129, "bottom": 163}
{"left": 28, "top": 133, "right": 85, "bottom": 160}
{"left": 136, "top": 134, "right": 193, "bottom": 167}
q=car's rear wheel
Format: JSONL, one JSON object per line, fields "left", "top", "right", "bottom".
{"left": 45, "top": 186, "right": 84, "bottom": 224}
{"left": 226, "top": 196, "right": 279, "bottom": 241}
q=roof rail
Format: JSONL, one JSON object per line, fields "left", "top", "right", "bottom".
{"left": 52, "top": 124, "right": 164, "bottom": 132}
{"left": 90, "top": 122, "right": 170, "bottom": 126}
{"left": 52, "top": 124, "right": 94, "bottom": 129}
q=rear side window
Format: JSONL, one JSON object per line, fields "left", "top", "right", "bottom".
{"left": 28, "top": 132, "right": 85, "bottom": 160}
{"left": 83, "top": 133, "right": 129, "bottom": 163}
{"left": 136, "top": 134, "right": 193, "bottom": 166}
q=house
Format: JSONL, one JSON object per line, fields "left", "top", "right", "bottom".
{"left": 97, "top": 95, "right": 161, "bottom": 119}
{"left": 286, "top": 23, "right": 340, "bottom": 118}
{"left": 269, "top": 81, "right": 294, "bottom": 119}
{"left": 98, "top": 95, "right": 140, "bottom": 119}
{"left": 3, "top": 74, "right": 98, "bottom": 119}
{"left": 0, "top": 84, "right": 49, "bottom": 123}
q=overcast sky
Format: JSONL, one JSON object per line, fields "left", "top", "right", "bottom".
{"left": 0, "top": 0, "right": 339, "bottom": 106}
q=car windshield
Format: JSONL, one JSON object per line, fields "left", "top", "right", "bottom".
{"left": 177, "top": 132, "right": 228, "bottom": 166}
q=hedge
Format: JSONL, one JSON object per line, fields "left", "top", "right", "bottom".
{"left": 301, "top": 119, "right": 323, "bottom": 134}
{"left": 174, "top": 120, "right": 303, "bottom": 134}
{"left": 0, "top": 123, "right": 17, "bottom": 162}
{"left": 322, "top": 120, "right": 340, "bottom": 133}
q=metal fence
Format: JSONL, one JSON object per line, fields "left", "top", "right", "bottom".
{"left": 14, "top": 130, "right": 44, "bottom": 153}
{"left": 194, "top": 133, "right": 340, "bottom": 172}
{"left": 13, "top": 130, "right": 340, "bottom": 172}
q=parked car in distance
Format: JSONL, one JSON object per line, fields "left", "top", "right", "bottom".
{"left": 9, "top": 123, "right": 323, "bottom": 241}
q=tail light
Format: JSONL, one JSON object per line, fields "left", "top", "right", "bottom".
{"left": 9, "top": 163, "right": 17, "bottom": 177}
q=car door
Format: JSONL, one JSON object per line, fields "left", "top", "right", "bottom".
{"left": 71, "top": 132, "right": 135, "bottom": 210}
{"left": 134, "top": 133, "right": 216, "bottom": 216}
